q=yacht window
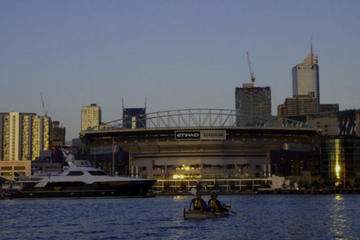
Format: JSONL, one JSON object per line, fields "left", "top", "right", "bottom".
{"left": 89, "top": 171, "right": 107, "bottom": 176}
{"left": 67, "top": 171, "right": 84, "bottom": 176}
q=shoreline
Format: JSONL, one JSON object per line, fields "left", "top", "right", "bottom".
{"left": 154, "top": 189, "right": 360, "bottom": 196}
{"left": 2, "top": 190, "right": 360, "bottom": 200}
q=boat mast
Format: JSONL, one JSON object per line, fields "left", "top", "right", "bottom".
{"left": 112, "top": 137, "right": 115, "bottom": 176}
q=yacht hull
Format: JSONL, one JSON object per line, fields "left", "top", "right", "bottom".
{"left": 4, "top": 180, "right": 156, "bottom": 199}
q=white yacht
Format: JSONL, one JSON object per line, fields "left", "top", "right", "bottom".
{"left": 2, "top": 156, "right": 156, "bottom": 199}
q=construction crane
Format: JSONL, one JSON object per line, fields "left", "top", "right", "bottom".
{"left": 247, "top": 51, "right": 256, "bottom": 83}
{"left": 40, "top": 92, "right": 48, "bottom": 117}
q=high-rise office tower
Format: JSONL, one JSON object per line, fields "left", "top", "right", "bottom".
{"left": 292, "top": 44, "right": 319, "bottom": 112}
{"left": 235, "top": 83, "right": 272, "bottom": 126}
{"left": 81, "top": 104, "right": 101, "bottom": 131}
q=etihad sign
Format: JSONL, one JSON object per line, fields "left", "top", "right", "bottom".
{"left": 175, "top": 130, "right": 226, "bottom": 140}
{"left": 175, "top": 131, "right": 201, "bottom": 140}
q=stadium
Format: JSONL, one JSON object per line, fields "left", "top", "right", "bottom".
{"left": 80, "top": 108, "right": 320, "bottom": 192}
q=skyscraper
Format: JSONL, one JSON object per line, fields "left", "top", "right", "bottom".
{"left": 0, "top": 112, "right": 51, "bottom": 179}
{"left": 81, "top": 104, "right": 101, "bottom": 131}
{"left": 0, "top": 112, "right": 51, "bottom": 161}
{"left": 292, "top": 44, "right": 319, "bottom": 112}
{"left": 235, "top": 83, "right": 272, "bottom": 126}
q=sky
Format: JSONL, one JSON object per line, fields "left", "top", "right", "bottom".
{"left": 1, "top": 0, "right": 360, "bottom": 141}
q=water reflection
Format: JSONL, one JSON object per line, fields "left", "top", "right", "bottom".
{"left": 1, "top": 196, "right": 360, "bottom": 240}
{"left": 330, "top": 194, "right": 349, "bottom": 240}
{"left": 172, "top": 195, "right": 188, "bottom": 201}
{"left": 335, "top": 194, "right": 343, "bottom": 201}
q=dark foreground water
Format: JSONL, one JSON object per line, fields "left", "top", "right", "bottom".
{"left": 1, "top": 194, "right": 360, "bottom": 240}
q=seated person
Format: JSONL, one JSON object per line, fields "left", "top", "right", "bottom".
{"left": 189, "top": 192, "right": 209, "bottom": 211}
{"left": 208, "top": 192, "right": 229, "bottom": 212}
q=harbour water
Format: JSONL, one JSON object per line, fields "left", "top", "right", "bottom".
{"left": 1, "top": 194, "right": 359, "bottom": 240}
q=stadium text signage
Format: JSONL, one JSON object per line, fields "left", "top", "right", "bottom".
{"left": 175, "top": 131, "right": 201, "bottom": 140}
{"left": 175, "top": 130, "right": 226, "bottom": 140}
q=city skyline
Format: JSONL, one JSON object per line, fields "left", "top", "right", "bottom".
{"left": 1, "top": 1, "right": 360, "bottom": 141}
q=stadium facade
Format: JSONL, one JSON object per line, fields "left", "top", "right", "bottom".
{"left": 80, "top": 109, "right": 320, "bottom": 192}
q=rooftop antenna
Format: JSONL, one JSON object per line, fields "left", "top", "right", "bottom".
{"left": 246, "top": 51, "right": 256, "bottom": 83}
{"left": 40, "top": 92, "right": 48, "bottom": 117}
{"left": 310, "top": 37, "right": 314, "bottom": 61}
{"left": 310, "top": 38, "right": 318, "bottom": 65}
{"left": 144, "top": 96, "right": 147, "bottom": 110}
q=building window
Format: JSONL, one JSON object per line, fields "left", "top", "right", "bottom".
{"left": 1, "top": 166, "right": 12, "bottom": 170}
{"left": 67, "top": 171, "right": 84, "bottom": 176}
{"left": 88, "top": 171, "right": 106, "bottom": 176}
{"left": 14, "top": 166, "right": 25, "bottom": 170}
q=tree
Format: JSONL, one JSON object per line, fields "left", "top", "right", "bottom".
{"left": 353, "top": 177, "right": 360, "bottom": 188}
{"left": 311, "top": 180, "right": 320, "bottom": 192}
{"left": 298, "top": 180, "right": 304, "bottom": 189}
{"left": 289, "top": 181, "right": 296, "bottom": 190}
{"left": 229, "top": 181, "right": 236, "bottom": 191}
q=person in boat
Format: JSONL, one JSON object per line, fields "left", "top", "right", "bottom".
{"left": 208, "top": 192, "right": 229, "bottom": 212}
{"left": 189, "top": 192, "right": 209, "bottom": 211}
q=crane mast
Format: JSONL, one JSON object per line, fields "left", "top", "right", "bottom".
{"left": 40, "top": 92, "right": 48, "bottom": 117}
{"left": 247, "top": 52, "right": 255, "bottom": 83}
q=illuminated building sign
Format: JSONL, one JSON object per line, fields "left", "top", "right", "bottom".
{"left": 175, "top": 130, "right": 226, "bottom": 140}
{"left": 175, "top": 131, "right": 201, "bottom": 140}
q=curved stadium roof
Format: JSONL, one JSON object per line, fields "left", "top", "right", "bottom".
{"left": 82, "top": 108, "right": 316, "bottom": 132}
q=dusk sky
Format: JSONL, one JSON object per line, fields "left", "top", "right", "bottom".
{"left": 1, "top": 0, "right": 360, "bottom": 141}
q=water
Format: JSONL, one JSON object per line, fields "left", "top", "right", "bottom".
{"left": 0, "top": 194, "right": 360, "bottom": 240}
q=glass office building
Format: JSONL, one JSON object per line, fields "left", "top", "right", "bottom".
{"left": 292, "top": 46, "right": 320, "bottom": 112}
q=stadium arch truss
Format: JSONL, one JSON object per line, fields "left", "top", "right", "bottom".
{"left": 84, "top": 108, "right": 314, "bottom": 131}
